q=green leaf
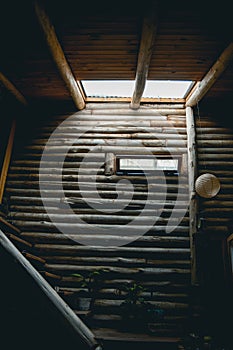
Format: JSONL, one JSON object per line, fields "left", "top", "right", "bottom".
{"left": 71, "top": 273, "right": 83, "bottom": 278}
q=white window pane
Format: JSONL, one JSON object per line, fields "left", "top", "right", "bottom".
{"left": 120, "top": 158, "right": 156, "bottom": 170}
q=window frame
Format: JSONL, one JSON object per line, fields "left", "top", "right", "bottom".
{"left": 115, "top": 154, "right": 181, "bottom": 176}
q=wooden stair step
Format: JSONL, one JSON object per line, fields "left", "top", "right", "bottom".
{"left": 92, "top": 327, "right": 182, "bottom": 345}
{"left": 4, "top": 232, "right": 32, "bottom": 248}
{"left": 0, "top": 216, "right": 21, "bottom": 234}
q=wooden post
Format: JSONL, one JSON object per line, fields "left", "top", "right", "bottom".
{"left": 34, "top": 1, "right": 85, "bottom": 111}
{"left": 130, "top": 1, "right": 158, "bottom": 110}
{"left": 186, "top": 106, "right": 198, "bottom": 285}
{"left": 0, "top": 229, "right": 102, "bottom": 350}
{"left": 0, "top": 119, "right": 16, "bottom": 203}
{"left": 105, "top": 153, "right": 115, "bottom": 176}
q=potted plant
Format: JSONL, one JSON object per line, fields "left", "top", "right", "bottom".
{"left": 72, "top": 269, "right": 108, "bottom": 313}
{"left": 118, "top": 282, "right": 165, "bottom": 333}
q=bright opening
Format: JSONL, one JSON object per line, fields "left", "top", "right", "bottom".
{"left": 81, "top": 80, "right": 193, "bottom": 98}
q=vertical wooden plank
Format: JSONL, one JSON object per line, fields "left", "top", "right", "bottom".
{"left": 105, "top": 152, "right": 116, "bottom": 175}
{"left": 186, "top": 106, "right": 198, "bottom": 284}
{"left": 0, "top": 119, "right": 16, "bottom": 203}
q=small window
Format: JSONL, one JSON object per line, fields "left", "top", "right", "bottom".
{"left": 116, "top": 155, "right": 180, "bottom": 175}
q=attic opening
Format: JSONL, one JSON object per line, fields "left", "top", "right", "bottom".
{"left": 81, "top": 80, "right": 194, "bottom": 100}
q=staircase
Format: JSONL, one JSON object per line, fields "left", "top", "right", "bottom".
{"left": 0, "top": 210, "right": 194, "bottom": 350}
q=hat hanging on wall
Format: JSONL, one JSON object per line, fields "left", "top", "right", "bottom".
{"left": 195, "top": 173, "right": 221, "bottom": 198}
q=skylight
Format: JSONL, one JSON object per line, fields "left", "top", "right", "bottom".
{"left": 81, "top": 80, "right": 193, "bottom": 99}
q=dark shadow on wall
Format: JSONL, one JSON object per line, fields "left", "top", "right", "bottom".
{"left": 0, "top": 246, "right": 92, "bottom": 350}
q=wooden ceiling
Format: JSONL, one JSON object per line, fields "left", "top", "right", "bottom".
{"left": 0, "top": 0, "right": 233, "bottom": 109}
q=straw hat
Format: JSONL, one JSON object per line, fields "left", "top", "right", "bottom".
{"left": 195, "top": 173, "right": 220, "bottom": 198}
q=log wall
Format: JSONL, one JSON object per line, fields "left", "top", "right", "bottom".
{"left": 5, "top": 103, "right": 192, "bottom": 338}
{"left": 196, "top": 116, "right": 233, "bottom": 236}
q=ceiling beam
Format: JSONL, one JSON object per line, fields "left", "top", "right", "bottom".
{"left": 0, "top": 72, "right": 27, "bottom": 106}
{"left": 34, "top": 1, "right": 85, "bottom": 110}
{"left": 186, "top": 42, "right": 233, "bottom": 107}
{"left": 130, "top": 1, "right": 158, "bottom": 110}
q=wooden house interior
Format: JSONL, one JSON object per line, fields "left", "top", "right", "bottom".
{"left": 0, "top": 1, "right": 233, "bottom": 349}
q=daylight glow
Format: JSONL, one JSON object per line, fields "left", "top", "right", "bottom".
{"left": 82, "top": 80, "right": 193, "bottom": 98}
{"left": 142, "top": 80, "right": 193, "bottom": 98}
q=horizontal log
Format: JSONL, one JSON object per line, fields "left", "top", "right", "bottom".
{"left": 93, "top": 299, "right": 188, "bottom": 310}
{"left": 31, "top": 133, "right": 187, "bottom": 144}
{"left": 41, "top": 256, "right": 190, "bottom": 268}
{"left": 9, "top": 204, "right": 188, "bottom": 217}
{"left": 85, "top": 103, "right": 185, "bottom": 110}
{"left": 20, "top": 232, "right": 189, "bottom": 247}
{"left": 10, "top": 213, "right": 189, "bottom": 226}
{"left": 7, "top": 183, "right": 189, "bottom": 193}
{"left": 21, "top": 146, "right": 187, "bottom": 155}
{"left": 9, "top": 167, "right": 103, "bottom": 174}
{"left": 7, "top": 176, "right": 188, "bottom": 187}
{"left": 199, "top": 170, "right": 233, "bottom": 177}
{"left": 196, "top": 134, "right": 233, "bottom": 140}
{"left": 34, "top": 244, "right": 190, "bottom": 257}
{"left": 58, "top": 279, "right": 189, "bottom": 291}
{"left": 9, "top": 207, "right": 189, "bottom": 219}
{"left": 8, "top": 185, "right": 188, "bottom": 196}
{"left": 39, "top": 125, "right": 186, "bottom": 134}
{"left": 11, "top": 160, "right": 102, "bottom": 167}
{"left": 45, "top": 263, "right": 190, "bottom": 276}
{"left": 197, "top": 140, "right": 233, "bottom": 146}
{"left": 196, "top": 127, "right": 233, "bottom": 133}
{"left": 201, "top": 207, "right": 233, "bottom": 214}
{"left": 7, "top": 190, "right": 189, "bottom": 202}
{"left": 91, "top": 109, "right": 186, "bottom": 116}
{"left": 25, "top": 140, "right": 187, "bottom": 151}
{"left": 60, "top": 289, "right": 188, "bottom": 302}
{"left": 8, "top": 173, "right": 187, "bottom": 183}
{"left": 37, "top": 127, "right": 188, "bottom": 137}
{"left": 8, "top": 169, "right": 105, "bottom": 178}
{"left": 198, "top": 154, "right": 233, "bottom": 160}
{"left": 195, "top": 120, "right": 228, "bottom": 127}
{"left": 198, "top": 148, "right": 233, "bottom": 154}
{"left": 46, "top": 116, "right": 169, "bottom": 125}
{"left": 202, "top": 200, "right": 233, "bottom": 207}
{"left": 198, "top": 161, "right": 233, "bottom": 167}
{"left": 203, "top": 226, "right": 228, "bottom": 234}
{"left": 10, "top": 220, "right": 189, "bottom": 237}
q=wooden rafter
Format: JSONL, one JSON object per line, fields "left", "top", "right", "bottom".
{"left": 130, "top": 1, "right": 158, "bottom": 110}
{"left": 0, "top": 72, "right": 27, "bottom": 106}
{"left": 186, "top": 42, "right": 233, "bottom": 107}
{"left": 34, "top": 1, "right": 85, "bottom": 110}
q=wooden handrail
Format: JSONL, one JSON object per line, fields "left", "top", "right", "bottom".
{"left": 0, "top": 229, "right": 102, "bottom": 350}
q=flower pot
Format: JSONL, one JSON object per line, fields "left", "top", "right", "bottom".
{"left": 77, "top": 297, "right": 92, "bottom": 311}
